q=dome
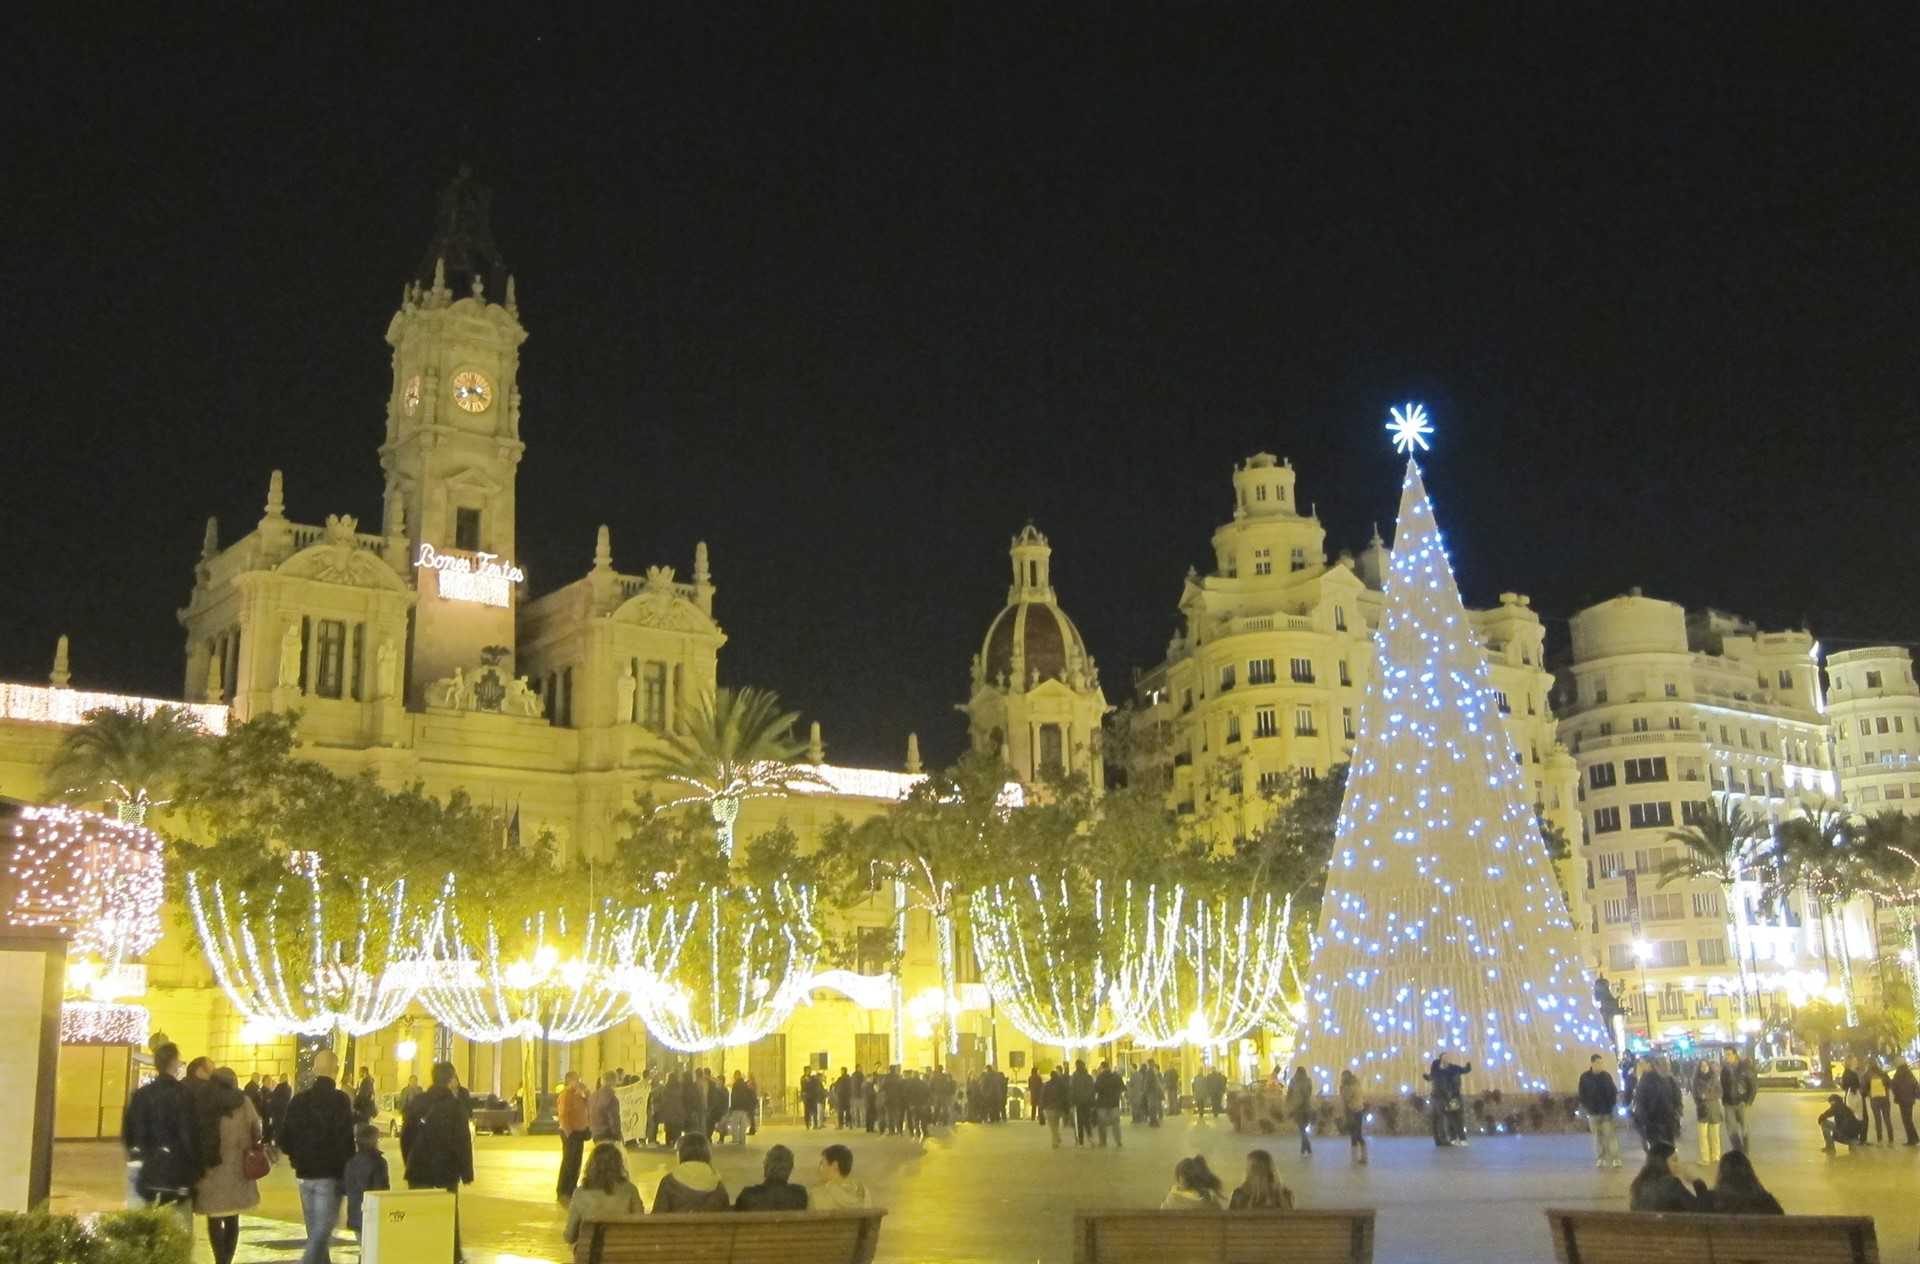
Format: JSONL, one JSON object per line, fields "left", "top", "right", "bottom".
{"left": 972, "top": 524, "right": 1096, "bottom": 692}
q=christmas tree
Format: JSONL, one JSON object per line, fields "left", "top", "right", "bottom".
{"left": 1300, "top": 418, "right": 1605, "bottom": 1095}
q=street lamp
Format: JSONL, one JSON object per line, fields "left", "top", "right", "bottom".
{"left": 1632, "top": 939, "right": 1653, "bottom": 1039}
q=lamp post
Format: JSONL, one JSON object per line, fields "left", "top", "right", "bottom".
{"left": 1632, "top": 939, "right": 1653, "bottom": 1042}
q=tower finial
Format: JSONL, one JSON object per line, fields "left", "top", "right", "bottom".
{"left": 201, "top": 516, "right": 219, "bottom": 560}
{"left": 593, "top": 524, "right": 612, "bottom": 571}
{"left": 906, "top": 732, "right": 922, "bottom": 775}
{"left": 263, "top": 469, "right": 285, "bottom": 520}
{"left": 50, "top": 634, "right": 70, "bottom": 688}
{"left": 808, "top": 721, "right": 824, "bottom": 765}
{"left": 505, "top": 274, "right": 518, "bottom": 314}
{"left": 433, "top": 256, "right": 447, "bottom": 293}
{"left": 694, "top": 540, "right": 711, "bottom": 585}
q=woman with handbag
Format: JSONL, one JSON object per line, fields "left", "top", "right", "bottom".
{"left": 193, "top": 1066, "right": 265, "bottom": 1264}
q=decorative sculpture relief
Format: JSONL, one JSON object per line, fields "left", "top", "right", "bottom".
{"left": 278, "top": 623, "right": 302, "bottom": 688}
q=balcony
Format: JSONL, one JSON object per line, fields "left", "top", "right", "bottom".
{"left": 1295, "top": 728, "right": 1319, "bottom": 738}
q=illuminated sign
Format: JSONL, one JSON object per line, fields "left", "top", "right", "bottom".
{"left": 415, "top": 542, "right": 524, "bottom": 608}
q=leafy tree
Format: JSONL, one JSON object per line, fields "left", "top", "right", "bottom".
{"left": 46, "top": 705, "right": 210, "bottom": 824}
{"left": 631, "top": 687, "right": 824, "bottom": 858}
{"left": 1657, "top": 796, "right": 1769, "bottom": 1016}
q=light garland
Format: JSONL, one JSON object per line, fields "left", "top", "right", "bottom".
{"left": 60, "top": 1000, "right": 150, "bottom": 1045}
{"left": 187, "top": 868, "right": 422, "bottom": 1037}
{"left": 416, "top": 882, "right": 639, "bottom": 1044}
{"left": 969, "top": 875, "right": 1182, "bottom": 1050}
{"left": 1298, "top": 444, "right": 1607, "bottom": 1095}
{"left": 6, "top": 806, "right": 165, "bottom": 991}
{"left": 628, "top": 881, "right": 818, "bottom": 1053}
{"left": 0, "top": 682, "right": 228, "bottom": 735}
{"left": 1133, "top": 892, "right": 1293, "bottom": 1049}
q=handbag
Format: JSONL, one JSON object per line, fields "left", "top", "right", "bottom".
{"left": 241, "top": 1143, "right": 272, "bottom": 1181}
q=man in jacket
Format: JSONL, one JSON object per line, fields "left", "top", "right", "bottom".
{"left": 123, "top": 1042, "right": 196, "bottom": 1223}
{"left": 265, "top": 1074, "right": 293, "bottom": 1149}
{"left": 1577, "top": 1053, "right": 1621, "bottom": 1168}
{"left": 725, "top": 1071, "right": 757, "bottom": 1145}
{"left": 1092, "top": 1060, "right": 1125, "bottom": 1149}
{"left": 1027, "top": 1067, "right": 1045, "bottom": 1127}
{"left": 402, "top": 1062, "right": 474, "bottom": 1263}
{"left": 1630, "top": 1056, "right": 1681, "bottom": 1151}
{"left": 587, "top": 1071, "right": 622, "bottom": 1144}
{"left": 554, "top": 1070, "right": 591, "bottom": 1200}
{"left": 1069, "top": 1059, "right": 1095, "bottom": 1146}
{"left": 1044, "top": 1066, "right": 1070, "bottom": 1148}
{"left": 280, "top": 1050, "right": 356, "bottom": 1264}
{"left": 1720, "top": 1048, "right": 1757, "bottom": 1153}
{"left": 1162, "top": 1064, "right": 1182, "bottom": 1117}
{"left": 1892, "top": 1059, "right": 1920, "bottom": 1146}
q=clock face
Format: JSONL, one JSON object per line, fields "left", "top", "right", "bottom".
{"left": 403, "top": 374, "right": 422, "bottom": 415}
{"left": 451, "top": 370, "right": 493, "bottom": 414}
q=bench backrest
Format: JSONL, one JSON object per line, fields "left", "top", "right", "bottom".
{"left": 1071, "top": 1208, "right": 1375, "bottom": 1264}
{"left": 575, "top": 1209, "right": 885, "bottom": 1264}
{"left": 1544, "top": 1208, "right": 1878, "bottom": 1264}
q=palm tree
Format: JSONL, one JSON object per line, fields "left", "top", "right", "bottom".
{"left": 46, "top": 705, "right": 209, "bottom": 824}
{"left": 1773, "top": 797, "right": 1870, "bottom": 1027}
{"left": 633, "top": 687, "right": 825, "bottom": 859}
{"left": 1657, "top": 796, "right": 1768, "bottom": 1017}
{"left": 1854, "top": 810, "right": 1920, "bottom": 1039}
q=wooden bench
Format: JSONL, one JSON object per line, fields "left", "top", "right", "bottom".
{"left": 1072, "top": 1208, "right": 1375, "bottom": 1263}
{"left": 1544, "top": 1208, "right": 1878, "bottom": 1263}
{"left": 573, "top": 1209, "right": 885, "bottom": 1264}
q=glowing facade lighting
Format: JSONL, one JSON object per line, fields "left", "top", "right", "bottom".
{"left": 61, "top": 1000, "right": 150, "bottom": 1045}
{"left": 414, "top": 542, "right": 524, "bottom": 607}
{"left": 6, "top": 806, "right": 165, "bottom": 991}
{"left": 627, "top": 881, "right": 818, "bottom": 1053}
{"left": 0, "top": 682, "right": 228, "bottom": 735}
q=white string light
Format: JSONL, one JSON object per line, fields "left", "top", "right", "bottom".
{"left": 1134, "top": 892, "right": 1293, "bottom": 1049}
{"left": 60, "top": 1000, "right": 150, "bottom": 1045}
{"left": 628, "top": 881, "right": 818, "bottom": 1053}
{"left": 7, "top": 806, "right": 164, "bottom": 992}
{"left": 969, "top": 875, "right": 1182, "bottom": 1051}
{"left": 187, "top": 868, "right": 422, "bottom": 1037}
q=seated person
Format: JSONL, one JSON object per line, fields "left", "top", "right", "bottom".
{"left": 565, "top": 1143, "right": 645, "bottom": 1242}
{"left": 735, "top": 1144, "right": 808, "bottom": 1211}
{"left": 1628, "top": 1142, "right": 1702, "bottom": 1212}
{"left": 1817, "top": 1094, "right": 1866, "bottom": 1154}
{"left": 811, "top": 1144, "right": 871, "bottom": 1210}
{"left": 1699, "top": 1150, "right": 1783, "bottom": 1214}
{"left": 652, "top": 1132, "right": 731, "bottom": 1213}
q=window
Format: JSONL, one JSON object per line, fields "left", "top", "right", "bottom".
{"left": 1219, "top": 664, "right": 1236, "bottom": 692}
{"left": 1254, "top": 485, "right": 1267, "bottom": 502}
{"left": 1719, "top": 725, "right": 1730, "bottom": 744}
{"left": 1633, "top": 846, "right": 1677, "bottom": 873}
{"left": 1861, "top": 786, "right": 1881, "bottom": 803}
{"left": 1691, "top": 891, "right": 1721, "bottom": 918}
{"left": 1295, "top": 706, "right": 1315, "bottom": 736}
{"left": 1254, "top": 707, "right": 1277, "bottom": 738}
{"left": 1659, "top": 983, "right": 1685, "bottom": 1014}
{"left": 1592, "top": 806, "right": 1621, "bottom": 833}
{"left": 642, "top": 663, "right": 667, "bottom": 729}
{"left": 1589, "top": 763, "right": 1616, "bottom": 789}
{"left": 1631, "top": 717, "right": 1648, "bottom": 732}
{"left": 1252, "top": 547, "right": 1272, "bottom": 577}
{"left": 1668, "top": 715, "right": 1682, "bottom": 730}
{"left": 1248, "top": 658, "right": 1275, "bottom": 685}
{"left": 349, "top": 623, "right": 365, "bottom": 701}
{"left": 1878, "top": 716, "right": 1892, "bottom": 734}
{"left": 1681, "top": 800, "right": 1709, "bottom": 825}
{"left": 1598, "top": 722, "right": 1613, "bottom": 736}
{"left": 1623, "top": 757, "right": 1668, "bottom": 784}
{"left": 1038, "top": 724, "right": 1065, "bottom": 774}
{"left": 1290, "top": 657, "right": 1315, "bottom": 684}
{"left": 1338, "top": 660, "right": 1351, "bottom": 687}
{"left": 1641, "top": 892, "right": 1685, "bottom": 922}
{"left": 1225, "top": 714, "right": 1242, "bottom": 744}
{"left": 1257, "top": 771, "right": 1286, "bottom": 795}
{"left": 1334, "top": 605, "right": 1347, "bottom": 631}
{"left": 1595, "top": 685, "right": 1609, "bottom": 704}
{"left": 1628, "top": 801, "right": 1675, "bottom": 829}
{"left": 1653, "top": 940, "right": 1690, "bottom": 968}
{"left": 1602, "top": 898, "right": 1632, "bottom": 924}
{"left": 1596, "top": 851, "right": 1625, "bottom": 878}
{"left": 1495, "top": 690, "right": 1512, "bottom": 714}
{"left": 1289, "top": 547, "right": 1306, "bottom": 572}
{"left": 314, "top": 619, "right": 346, "bottom": 698}
{"left": 1888, "top": 785, "right": 1907, "bottom": 801}
{"left": 1778, "top": 669, "right": 1793, "bottom": 689}
{"left": 1860, "top": 719, "right": 1872, "bottom": 736}
{"left": 1738, "top": 728, "right": 1751, "bottom": 748}
{"left": 1698, "top": 938, "right": 1728, "bottom": 966}
{"left": 1608, "top": 943, "right": 1636, "bottom": 971}
{"left": 455, "top": 506, "right": 482, "bottom": 551}
{"left": 1664, "top": 682, "right": 1678, "bottom": 698}
{"left": 1867, "top": 670, "right": 1884, "bottom": 689}
{"left": 1342, "top": 707, "right": 1355, "bottom": 739}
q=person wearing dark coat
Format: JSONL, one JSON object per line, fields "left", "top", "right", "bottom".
{"left": 1630, "top": 1057, "right": 1681, "bottom": 1151}
{"left": 1818, "top": 1094, "right": 1866, "bottom": 1154}
{"left": 1027, "top": 1068, "right": 1045, "bottom": 1127}
{"left": 1577, "top": 1053, "right": 1621, "bottom": 1168}
{"left": 683, "top": 1071, "right": 708, "bottom": 1141}
{"left": 124, "top": 1042, "right": 198, "bottom": 1216}
{"left": 1423, "top": 1052, "right": 1472, "bottom": 1147}
{"left": 280, "top": 1050, "right": 357, "bottom": 1264}
{"left": 1069, "top": 1061, "right": 1096, "bottom": 1146}
{"left": 735, "top": 1143, "right": 808, "bottom": 1211}
{"left": 831, "top": 1069, "right": 852, "bottom": 1129}
{"left": 265, "top": 1076, "right": 293, "bottom": 1149}
{"left": 1092, "top": 1061, "right": 1125, "bottom": 1149}
{"left": 1890, "top": 1060, "right": 1919, "bottom": 1145}
{"left": 706, "top": 1076, "right": 730, "bottom": 1143}
{"left": 652, "top": 1132, "right": 730, "bottom": 1212}
{"left": 1629, "top": 1142, "right": 1703, "bottom": 1212}
{"left": 1044, "top": 1067, "right": 1071, "bottom": 1148}
{"left": 1162, "top": 1064, "right": 1182, "bottom": 1116}
{"left": 1284, "top": 1067, "right": 1314, "bottom": 1156}
{"left": 801, "top": 1070, "right": 827, "bottom": 1130}
{"left": 353, "top": 1069, "right": 378, "bottom": 1125}
{"left": 1699, "top": 1150, "right": 1784, "bottom": 1215}
{"left": 655, "top": 1071, "right": 687, "bottom": 1146}
{"left": 401, "top": 1062, "right": 475, "bottom": 1263}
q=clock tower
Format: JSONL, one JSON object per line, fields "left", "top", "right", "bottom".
{"left": 381, "top": 167, "right": 529, "bottom": 702}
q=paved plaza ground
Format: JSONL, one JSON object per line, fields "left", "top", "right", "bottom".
{"left": 49, "top": 1089, "right": 1920, "bottom": 1262}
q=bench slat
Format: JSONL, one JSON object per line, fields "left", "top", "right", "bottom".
{"left": 1544, "top": 1209, "right": 1878, "bottom": 1264}
{"left": 579, "top": 1210, "right": 885, "bottom": 1264}
{"left": 1073, "top": 1208, "right": 1375, "bottom": 1264}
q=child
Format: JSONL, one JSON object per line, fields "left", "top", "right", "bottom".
{"left": 342, "top": 1122, "right": 390, "bottom": 1238}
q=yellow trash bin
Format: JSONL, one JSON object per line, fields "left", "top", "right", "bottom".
{"left": 362, "top": 1188, "right": 455, "bottom": 1264}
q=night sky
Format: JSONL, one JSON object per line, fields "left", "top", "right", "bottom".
{"left": 6, "top": 10, "right": 1917, "bottom": 768}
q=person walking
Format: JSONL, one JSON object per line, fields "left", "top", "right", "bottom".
{"left": 555, "top": 1070, "right": 591, "bottom": 1200}
{"left": 1866, "top": 1057, "right": 1895, "bottom": 1146}
{"left": 281, "top": 1050, "right": 356, "bottom": 1264}
{"left": 653, "top": 1133, "right": 731, "bottom": 1212}
{"left": 1720, "top": 1048, "right": 1754, "bottom": 1154}
{"left": 725, "top": 1071, "right": 756, "bottom": 1145}
{"left": 1093, "top": 1060, "right": 1125, "bottom": 1149}
{"left": 705, "top": 1071, "right": 730, "bottom": 1143}
{"left": 1162, "top": 1064, "right": 1182, "bottom": 1117}
{"left": 736, "top": 1143, "right": 808, "bottom": 1211}
{"left": 124, "top": 1042, "right": 198, "bottom": 1223}
{"left": 802, "top": 1068, "right": 826, "bottom": 1130}
{"left": 562, "top": 1143, "right": 645, "bottom": 1243}
{"left": 1691, "top": 1057, "right": 1724, "bottom": 1165}
{"left": 1338, "top": 1069, "right": 1367, "bottom": 1166}
{"left": 655, "top": 1071, "right": 685, "bottom": 1146}
{"left": 353, "top": 1068, "right": 378, "bottom": 1126}
{"left": 1070, "top": 1059, "right": 1097, "bottom": 1146}
{"left": 267, "top": 1075, "right": 294, "bottom": 1151}
{"left": 1631, "top": 1056, "right": 1681, "bottom": 1152}
{"left": 342, "top": 1124, "right": 389, "bottom": 1245}
{"left": 398, "top": 1074, "right": 422, "bottom": 1117}
{"left": 1227, "top": 1148, "right": 1294, "bottom": 1209}
{"left": 1143, "top": 1059, "right": 1165, "bottom": 1127}
{"left": 1891, "top": 1059, "right": 1919, "bottom": 1146}
{"left": 400, "top": 1062, "right": 475, "bottom": 1263}
{"left": 1044, "top": 1066, "right": 1070, "bottom": 1148}
{"left": 587, "top": 1071, "right": 622, "bottom": 1145}
{"left": 191, "top": 1067, "right": 261, "bottom": 1264}
{"left": 1028, "top": 1067, "right": 1045, "bottom": 1127}
{"left": 1284, "top": 1067, "right": 1314, "bottom": 1157}
{"left": 1577, "top": 1053, "right": 1622, "bottom": 1169}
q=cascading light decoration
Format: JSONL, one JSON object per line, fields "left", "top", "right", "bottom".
{"left": 1298, "top": 417, "right": 1607, "bottom": 1095}
{"left": 186, "top": 867, "right": 422, "bottom": 1037}
{"left": 6, "top": 805, "right": 165, "bottom": 986}
{"left": 627, "top": 880, "right": 819, "bottom": 1053}
{"left": 969, "top": 875, "right": 1182, "bottom": 1051}
{"left": 1133, "top": 891, "right": 1293, "bottom": 1049}
{"left": 417, "top": 881, "right": 640, "bottom": 1044}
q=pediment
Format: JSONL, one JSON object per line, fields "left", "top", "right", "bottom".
{"left": 611, "top": 588, "right": 720, "bottom": 636}
{"left": 278, "top": 540, "right": 408, "bottom": 592}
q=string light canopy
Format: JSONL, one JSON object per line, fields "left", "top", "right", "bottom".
{"left": 416, "top": 884, "right": 640, "bottom": 1044}
{"left": 627, "top": 881, "right": 819, "bottom": 1053}
{"left": 969, "top": 875, "right": 1182, "bottom": 1051}
{"left": 187, "top": 868, "right": 423, "bottom": 1037}
{"left": 1299, "top": 416, "right": 1605, "bottom": 1094}
{"left": 1133, "top": 891, "right": 1293, "bottom": 1049}
{"left": 6, "top": 805, "right": 164, "bottom": 992}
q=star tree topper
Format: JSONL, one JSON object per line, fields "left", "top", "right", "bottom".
{"left": 1385, "top": 401, "right": 1433, "bottom": 454}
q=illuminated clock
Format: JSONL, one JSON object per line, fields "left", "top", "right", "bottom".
{"left": 403, "top": 374, "right": 422, "bottom": 415}
{"left": 451, "top": 370, "right": 493, "bottom": 414}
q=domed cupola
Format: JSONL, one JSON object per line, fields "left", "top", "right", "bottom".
{"left": 964, "top": 525, "right": 1109, "bottom": 791}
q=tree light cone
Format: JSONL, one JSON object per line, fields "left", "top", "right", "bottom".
{"left": 1299, "top": 459, "right": 1607, "bottom": 1095}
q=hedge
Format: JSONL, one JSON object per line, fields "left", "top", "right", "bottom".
{"left": 0, "top": 1209, "right": 191, "bottom": 1264}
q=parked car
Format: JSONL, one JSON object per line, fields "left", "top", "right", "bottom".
{"left": 1754, "top": 1056, "right": 1821, "bottom": 1089}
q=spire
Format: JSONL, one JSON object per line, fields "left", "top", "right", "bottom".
{"left": 419, "top": 165, "right": 508, "bottom": 299}
{"left": 49, "top": 635, "right": 70, "bottom": 688}
{"left": 694, "top": 541, "right": 711, "bottom": 585}
{"left": 906, "top": 732, "right": 922, "bottom": 775}
{"left": 808, "top": 721, "right": 824, "bottom": 765}
{"left": 262, "top": 470, "right": 285, "bottom": 522}
{"left": 200, "top": 517, "right": 219, "bottom": 560}
{"left": 593, "top": 524, "right": 613, "bottom": 572}
{"left": 505, "top": 274, "right": 518, "bottom": 316}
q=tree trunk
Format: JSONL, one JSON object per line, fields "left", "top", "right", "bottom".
{"left": 1721, "top": 880, "right": 1751, "bottom": 1020}
{"left": 936, "top": 910, "right": 959, "bottom": 1058}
